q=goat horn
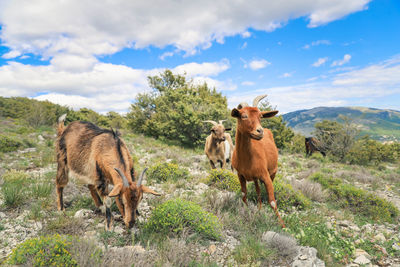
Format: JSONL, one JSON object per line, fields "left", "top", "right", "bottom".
{"left": 252, "top": 94, "right": 268, "bottom": 107}
{"left": 114, "top": 168, "right": 129, "bottom": 187}
{"left": 137, "top": 167, "right": 148, "bottom": 187}
{"left": 218, "top": 120, "right": 226, "bottom": 125}
{"left": 202, "top": 120, "right": 217, "bottom": 126}
{"left": 237, "top": 102, "right": 249, "bottom": 109}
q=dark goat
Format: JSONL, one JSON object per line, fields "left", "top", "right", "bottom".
{"left": 305, "top": 137, "right": 326, "bottom": 157}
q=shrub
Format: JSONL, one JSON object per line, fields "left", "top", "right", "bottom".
{"left": 144, "top": 198, "right": 222, "bottom": 240}
{"left": 0, "top": 134, "right": 24, "bottom": 152}
{"left": 147, "top": 162, "right": 189, "bottom": 183}
{"left": 247, "top": 176, "right": 311, "bottom": 211}
{"left": 287, "top": 133, "right": 307, "bottom": 154}
{"left": 1, "top": 170, "right": 29, "bottom": 207}
{"left": 310, "top": 172, "right": 399, "bottom": 222}
{"left": 31, "top": 182, "right": 53, "bottom": 199}
{"left": 6, "top": 235, "right": 78, "bottom": 266}
{"left": 233, "top": 236, "right": 276, "bottom": 265}
{"left": 206, "top": 169, "right": 241, "bottom": 192}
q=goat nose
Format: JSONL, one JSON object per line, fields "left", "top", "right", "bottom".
{"left": 257, "top": 128, "right": 263, "bottom": 134}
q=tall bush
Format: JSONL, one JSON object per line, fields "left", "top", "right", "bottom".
{"left": 127, "top": 70, "right": 230, "bottom": 147}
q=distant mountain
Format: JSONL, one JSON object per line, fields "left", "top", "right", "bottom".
{"left": 282, "top": 107, "right": 400, "bottom": 142}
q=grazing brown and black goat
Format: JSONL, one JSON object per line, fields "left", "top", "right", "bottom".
{"left": 231, "top": 95, "right": 285, "bottom": 228}
{"left": 203, "top": 120, "right": 234, "bottom": 170}
{"left": 305, "top": 137, "right": 326, "bottom": 157}
{"left": 56, "top": 114, "right": 160, "bottom": 230}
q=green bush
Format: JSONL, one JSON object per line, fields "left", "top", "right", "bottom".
{"left": 286, "top": 133, "right": 306, "bottom": 154}
{"left": 144, "top": 198, "right": 222, "bottom": 240}
{"left": 206, "top": 169, "right": 241, "bottom": 192}
{"left": 31, "top": 182, "right": 53, "bottom": 199}
{"left": 247, "top": 176, "right": 311, "bottom": 211}
{"left": 0, "top": 134, "right": 24, "bottom": 152}
{"left": 310, "top": 172, "right": 399, "bottom": 222}
{"left": 147, "top": 162, "right": 189, "bottom": 183}
{"left": 6, "top": 235, "right": 78, "bottom": 266}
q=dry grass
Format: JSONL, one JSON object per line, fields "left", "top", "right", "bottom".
{"left": 262, "top": 231, "right": 298, "bottom": 258}
{"left": 334, "top": 169, "right": 376, "bottom": 184}
{"left": 291, "top": 178, "right": 326, "bottom": 202}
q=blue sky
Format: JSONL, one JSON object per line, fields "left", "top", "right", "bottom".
{"left": 0, "top": 0, "right": 399, "bottom": 114}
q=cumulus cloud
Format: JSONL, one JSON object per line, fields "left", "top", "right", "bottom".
{"left": 312, "top": 57, "right": 328, "bottom": 67}
{"left": 279, "top": 72, "right": 292, "bottom": 78}
{"left": 241, "top": 81, "right": 255, "bottom": 86}
{"left": 0, "top": 0, "right": 370, "bottom": 60}
{"left": 229, "top": 56, "right": 400, "bottom": 113}
{"left": 159, "top": 51, "right": 174, "bottom": 60}
{"left": 246, "top": 59, "right": 270, "bottom": 70}
{"left": 331, "top": 54, "right": 351, "bottom": 66}
{"left": 0, "top": 59, "right": 232, "bottom": 112}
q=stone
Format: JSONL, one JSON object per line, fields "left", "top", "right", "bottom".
{"left": 354, "top": 255, "right": 371, "bottom": 265}
{"left": 374, "top": 233, "right": 386, "bottom": 243}
{"left": 349, "top": 225, "right": 360, "bottom": 232}
{"left": 208, "top": 244, "right": 217, "bottom": 254}
{"left": 338, "top": 220, "right": 350, "bottom": 227}
{"left": 354, "top": 248, "right": 370, "bottom": 258}
{"left": 113, "top": 225, "right": 124, "bottom": 234}
{"left": 325, "top": 222, "right": 333, "bottom": 229}
{"left": 292, "top": 246, "right": 325, "bottom": 267}
{"left": 74, "top": 209, "right": 93, "bottom": 218}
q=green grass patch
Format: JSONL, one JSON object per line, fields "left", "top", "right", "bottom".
{"left": 147, "top": 162, "right": 189, "bottom": 183}
{"left": 143, "top": 198, "right": 222, "bottom": 241}
{"left": 0, "top": 134, "right": 24, "bottom": 152}
{"left": 286, "top": 213, "right": 354, "bottom": 265}
{"left": 30, "top": 181, "right": 53, "bottom": 199}
{"left": 205, "top": 169, "right": 240, "bottom": 192}
{"left": 310, "top": 172, "right": 399, "bottom": 223}
{"left": 1, "top": 170, "right": 30, "bottom": 208}
{"left": 233, "top": 236, "right": 276, "bottom": 265}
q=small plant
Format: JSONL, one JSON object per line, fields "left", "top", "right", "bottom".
{"left": 6, "top": 235, "right": 78, "bottom": 266}
{"left": 310, "top": 172, "right": 399, "bottom": 222}
{"left": 1, "top": 170, "right": 30, "bottom": 208}
{"left": 0, "top": 134, "right": 24, "bottom": 152}
{"left": 247, "top": 176, "right": 311, "bottom": 211}
{"left": 206, "top": 169, "right": 241, "bottom": 192}
{"left": 147, "top": 162, "right": 189, "bottom": 183}
{"left": 144, "top": 198, "right": 222, "bottom": 240}
{"left": 30, "top": 181, "right": 53, "bottom": 199}
{"left": 233, "top": 236, "right": 276, "bottom": 265}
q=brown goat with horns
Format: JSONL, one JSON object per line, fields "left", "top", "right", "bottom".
{"left": 231, "top": 95, "right": 285, "bottom": 228}
{"left": 55, "top": 114, "right": 160, "bottom": 230}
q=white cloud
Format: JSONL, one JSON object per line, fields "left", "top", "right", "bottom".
{"left": 241, "top": 31, "right": 252, "bottom": 38}
{"left": 246, "top": 59, "right": 270, "bottom": 70}
{"left": 241, "top": 81, "right": 255, "bottom": 86}
{"left": 279, "top": 72, "right": 292, "bottom": 78}
{"left": 331, "top": 54, "right": 351, "bottom": 66}
{"left": 312, "top": 57, "right": 328, "bottom": 67}
{"left": 0, "top": 0, "right": 370, "bottom": 61}
{"left": 159, "top": 51, "right": 174, "bottom": 60}
{"left": 303, "top": 39, "right": 331, "bottom": 49}
{"left": 2, "top": 50, "right": 21, "bottom": 59}
{"left": 229, "top": 56, "right": 400, "bottom": 113}
{"left": 240, "top": 42, "right": 248, "bottom": 49}
{"left": 0, "top": 59, "right": 231, "bottom": 113}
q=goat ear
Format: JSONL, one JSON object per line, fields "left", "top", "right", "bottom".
{"left": 141, "top": 186, "right": 161, "bottom": 196}
{"left": 108, "top": 184, "right": 123, "bottom": 197}
{"left": 225, "top": 128, "right": 231, "bottom": 131}
{"left": 261, "top": 110, "right": 278, "bottom": 118}
{"left": 231, "top": 108, "right": 240, "bottom": 118}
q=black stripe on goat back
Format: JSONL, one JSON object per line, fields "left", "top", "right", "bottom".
{"left": 80, "top": 121, "right": 126, "bottom": 169}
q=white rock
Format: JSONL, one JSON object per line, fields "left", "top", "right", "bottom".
{"left": 374, "top": 233, "right": 386, "bottom": 243}
{"left": 354, "top": 248, "right": 370, "bottom": 258}
{"left": 113, "top": 225, "right": 124, "bottom": 234}
{"left": 349, "top": 225, "right": 360, "bottom": 232}
{"left": 74, "top": 209, "right": 93, "bottom": 218}
{"left": 354, "top": 255, "right": 371, "bottom": 265}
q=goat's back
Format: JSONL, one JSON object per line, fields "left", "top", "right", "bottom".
{"left": 57, "top": 121, "right": 130, "bottom": 178}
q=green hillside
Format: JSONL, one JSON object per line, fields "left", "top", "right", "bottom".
{"left": 283, "top": 106, "right": 400, "bottom": 142}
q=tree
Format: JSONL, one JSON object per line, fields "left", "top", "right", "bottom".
{"left": 314, "top": 116, "right": 359, "bottom": 161}
{"left": 127, "top": 70, "right": 230, "bottom": 147}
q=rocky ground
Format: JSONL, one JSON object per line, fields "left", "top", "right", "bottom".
{"left": 1, "top": 131, "right": 400, "bottom": 266}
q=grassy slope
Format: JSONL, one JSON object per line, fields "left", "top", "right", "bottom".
{"left": 0, "top": 118, "right": 400, "bottom": 266}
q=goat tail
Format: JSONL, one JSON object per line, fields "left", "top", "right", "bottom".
{"left": 57, "top": 113, "right": 67, "bottom": 136}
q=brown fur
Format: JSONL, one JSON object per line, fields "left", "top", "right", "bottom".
{"left": 231, "top": 106, "right": 285, "bottom": 228}
{"left": 204, "top": 123, "right": 234, "bottom": 170}
{"left": 56, "top": 116, "right": 160, "bottom": 230}
{"left": 305, "top": 137, "right": 326, "bottom": 157}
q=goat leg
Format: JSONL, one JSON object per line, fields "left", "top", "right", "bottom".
{"left": 262, "top": 175, "right": 286, "bottom": 228}
{"left": 238, "top": 174, "right": 248, "bottom": 205}
{"left": 254, "top": 179, "right": 262, "bottom": 210}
